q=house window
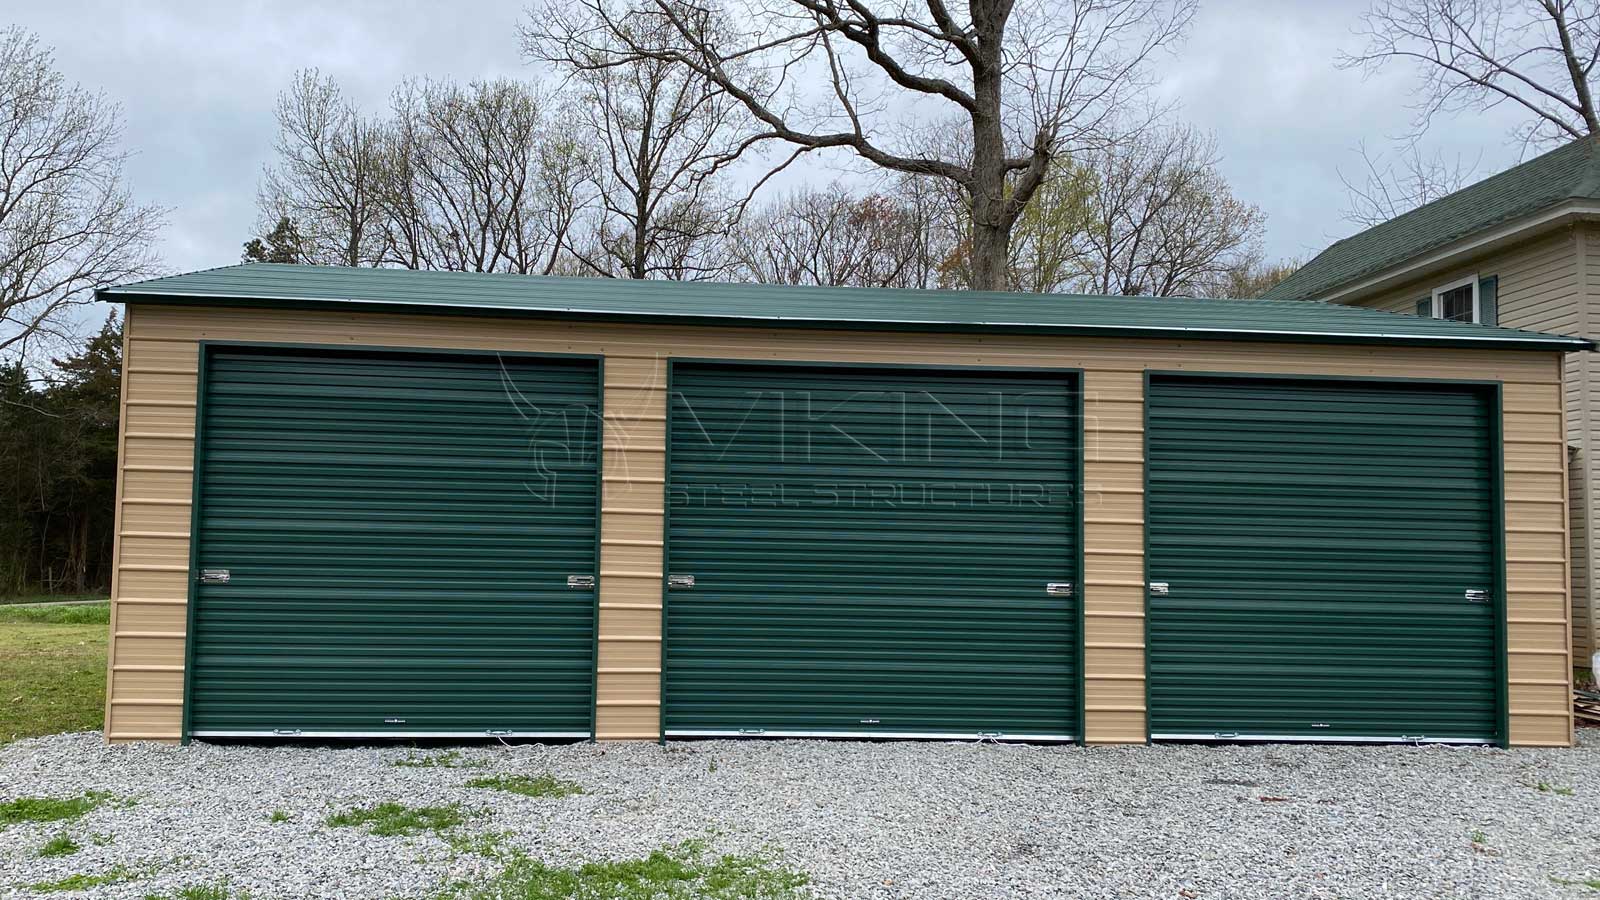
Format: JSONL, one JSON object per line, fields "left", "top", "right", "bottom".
{"left": 1432, "top": 275, "right": 1479, "bottom": 323}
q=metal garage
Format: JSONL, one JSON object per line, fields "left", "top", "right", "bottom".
{"left": 94, "top": 265, "right": 1589, "bottom": 747}
{"left": 662, "top": 362, "right": 1080, "bottom": 740}
{"left": 184, "top": 346, "right": 601, "bottom": 738}
{"left": 1145, "top": 374, "right": 1501, "bottom": 743}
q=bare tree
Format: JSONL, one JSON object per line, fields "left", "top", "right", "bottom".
{"left": 1342, "top": 0, "right": 1600, "bottom": 150}
{"left": 1217, "top": 257, "right": 1303, "bottom": 299}
{"left": 728, "top": 182, "right": 951, "bottom": 286}
{"left": 1339, "top": 140, "right": 1481, "bottom": 227}
{"left": 377, "top": 78, "right": 585, "bottom": 273}
{"left": 0, "top": 27, "right": 163, "bottom": 366}
{"left": 523, "top": 2, "right": 750, "bottom": 279}
{"left": 1074, "top": 127, "right": 1265, "bottom": 297}
{"left": 535, "top": 0, "right": 1196, "bottom": 290}
{"left": 258, "top": 70, "right": 385, "bottom": 267}
{"left": 255, "top": 72, "right": 594, "bottom": 275}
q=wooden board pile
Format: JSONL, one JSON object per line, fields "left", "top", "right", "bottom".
{"left": 1576, "top": 689, "right": 1600, "bottom": 726}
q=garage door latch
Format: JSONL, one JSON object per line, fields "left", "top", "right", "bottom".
{"left": 1148, "top": 582, "right": 1169, "bottom": 595}
{"left": 668, "top": 574, "right": 696, "bottom": 589}
{"left": 1464, "top": 589, "right": 1490, "bottom": 603}
{"left": 567, "top": 575, "right": 596, "bottom": 589}
{"left": 1045, "top": 582, "right": 1074, "bottom": 597}
{"left": 197, "top": 569, "right": 231, "bottom": 585}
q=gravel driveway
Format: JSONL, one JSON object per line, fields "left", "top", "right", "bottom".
{"left": 1, "top": 731, "right": 1596, "bottom": 899}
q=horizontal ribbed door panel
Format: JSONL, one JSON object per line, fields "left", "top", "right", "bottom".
{"left": 187, "top": 347, "right": 599, "bottom": 737}
{"left": 665, "top": 363, "right": 1079, "bottom": 739}
{"left": 1146, "top": 375, "right": 1499, "bottom": 742}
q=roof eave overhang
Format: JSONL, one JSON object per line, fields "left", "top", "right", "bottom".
{"left": 1318, "top": 199, "right": 1600, "bottom": 306}
{"left": 100, "top": 289, "right": 1595, "bottom": 352}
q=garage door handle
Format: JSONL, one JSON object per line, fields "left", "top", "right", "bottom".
{"left": 566, "top": 575, "right": 596, "bottom": 589}
{"left": 1148, "top": 582, "right": 1169, "bottom": 595}
{"left": 668, "top": 574, "right": 695, "bottom": 589}
{"left": 1465, "top": 589, "right": 1490, "bottom": 603}
{"left": 1045, "top": 582, "right": 1074, "bottom": 597}
{"left": 197, "top": 569, "right": 231, "bottom": 585}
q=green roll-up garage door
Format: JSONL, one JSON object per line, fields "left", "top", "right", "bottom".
{"left": 1146, "top": 374, "right": 1500, "bottom": 743}
{"left": 186, "top": 347, "right": 600, "bottom": 738}
{"left": 665, "top": 363, "right": 1080, "bottom": 739}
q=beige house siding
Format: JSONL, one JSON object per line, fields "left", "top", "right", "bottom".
{"left": 106, "top": 303, "right": 1575, "bottom": 747}
{"left": 1345, "top": 226, "right": 1596, "bottom": 661}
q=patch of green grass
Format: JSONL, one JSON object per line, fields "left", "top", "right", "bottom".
{"left": 0, "top": 791, "right": 114, "bottom": 827}
{"left": 1470, "top": 829, "right": 1488, "bottom": 845}
{"left": 393, "top": 749, "right": 486, "bottom": 769}
{"left": 0, "top": 602, "right": 110, "bottom": 625}
{"left": 325, "top": 802, "right": 466, "bottom": 837}
{"left": 0, "top": 594, "right": 108, "bottom": 607}
{"left": 37, "top": 833, "right": 80, "bottom": 857}
{"left": 465, "top": 774, "right": 584, "bottom": 799}
{"left": 30, "top": 864, "right": 138, "bottom": 892}
{"left": 142, "top": 884, "right": 243, "bottom": 900}
{"left": 267, "top": 809, "right": 291, "bottom": 823}
{"left": 1551, "top": 876, "right": 1600, "bottom": 891}
{"left": 445, "top": 829, "right": 513, "bottom": 859}
{"left": 1535, "top": 781, "right": 1576, "bottom": 796}
{"left": 0, "top": 605, "right": 107, "bottom": 744}
{"left": 441, "top": 840, "right": 809, "bottom": 900}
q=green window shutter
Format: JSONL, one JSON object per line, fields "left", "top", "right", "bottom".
{"left": 1479, "top": 275, "right": 1498, "bottom": 325}
{"left": 1415, "top": 296, "right": 1432, "bottom": 317}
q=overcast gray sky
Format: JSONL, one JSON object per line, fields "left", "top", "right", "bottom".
{"left": 13, "top": 0, "right": 1531, "bottom": 278}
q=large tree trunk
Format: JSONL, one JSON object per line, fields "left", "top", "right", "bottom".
{"left": 968, "top": 215, "right": 1010, "bottom": 291}
{"left": 966, "top": 1, "right": 1012, "bottom": 292}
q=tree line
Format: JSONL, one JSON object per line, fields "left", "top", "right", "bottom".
{"left": 0, "top": 315, "right": 120, "bottom": 595}
{"left": 246, "top": 0, "right": 1287, "bottom": 297}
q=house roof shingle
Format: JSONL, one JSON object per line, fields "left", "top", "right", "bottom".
{"left": 1261, "top": 136, "right": 1600, "bottom": 301}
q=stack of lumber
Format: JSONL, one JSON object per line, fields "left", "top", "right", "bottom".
{"left": 1576, "top": 690, "right": 1600, "bottom": 726}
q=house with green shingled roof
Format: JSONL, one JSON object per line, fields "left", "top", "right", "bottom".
{"left": 1267, "top": 135, "right": 1600, "bottom": 664}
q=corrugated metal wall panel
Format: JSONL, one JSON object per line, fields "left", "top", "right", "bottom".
{"left": 104, "top": 302, "right": 1572, "bottom": 746}
{"left": 663, "top": 363, "right": 1079, "bottom": 738}
{"left": 186, "top": 347, "right": 600, "bottom": 736}
{"left": 1146, "top": 375, "right": 1499, "bottom": 742}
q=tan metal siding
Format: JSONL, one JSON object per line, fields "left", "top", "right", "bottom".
{"left": 1577, "top": 225, "right": 1600, "bottom": 660}
{"left": 105, "top": 304, "right": 1574, "bottom": 746}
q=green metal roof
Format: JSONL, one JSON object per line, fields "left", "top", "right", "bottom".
{"left": 1262, "top": 136, "right": 1600, "bottom": 301}
{"left": 100, "top": 263, "right": 1592, "bottom": 351}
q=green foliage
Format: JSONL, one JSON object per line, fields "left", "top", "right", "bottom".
{"left": 29, "top": 864, "right": 138, "bottom": 892}
{"left": 0, "top": 791, "right": 114, "bottom": 826}
{"left": 393, "top": 749, "right": 485, "bottom": 769}
{"left": 1550, "top": 876, "right": 1600, "bottom": 891}
{"left": 325, "top": 802, "right": 466, "bottom": 837}
{"left": 442, "top": 841, "right": 810, "bottom": 900}
{"left": 37, "top": 833, "right": 80, "bottom": 857}
{"left": 0, "top": 314, "right": 122, "bottom": 597}
{"left": 242, "top": 216, "right": 306, "bottom": 264}
{"left": 1535, "top": 781, "right": 1576, "bottom": 796}
{"left": 465, "top": 774, "right": 584, "bottom": 798}
{"left": 1006, "top": 157, "right": 1096, "bottom": 294}
{"left": 268, "top": 809, "right": 292, "bottom": 823}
